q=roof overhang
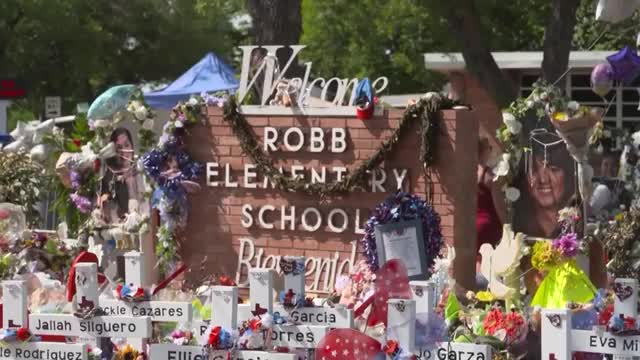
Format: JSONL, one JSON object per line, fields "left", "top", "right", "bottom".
{"left": 424, "top": 51, "right": 617, "bottom": 71}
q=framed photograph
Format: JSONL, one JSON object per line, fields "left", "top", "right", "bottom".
{"left": 374, "top": 219, "right": 427, "bottom": 280}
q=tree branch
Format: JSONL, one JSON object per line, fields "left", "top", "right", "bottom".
{"left": 541, "top": 0, "right": 581, "bottom": 88}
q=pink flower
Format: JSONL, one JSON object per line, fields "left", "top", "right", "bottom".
{"left": 552, "top": 233, "right": 578, "bottom": 258}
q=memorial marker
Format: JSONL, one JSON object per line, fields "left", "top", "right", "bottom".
{"left": 2, "top": 281, "right": 28, "bottom": 329}
{"left": 415, "top": 343, "right": 492, "bottom": 360}
{"left": 0, "top": 342, "right": 88, "bottom": 360}
{"left": 98, "top": 299, "right": 191, "bottom": 323}
{"left": 29, "top": 314, "right": 151, "bottom": 338}
{"left": 269, "top": 325, "right": 328, "bottom": 349}
{"left": 249, "top": 269, "right": 274, "bottom": 313}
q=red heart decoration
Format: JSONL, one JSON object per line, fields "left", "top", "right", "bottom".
{"left": 369, "top": 259, "right": 412, "bottom": 327}
{"left": 315, "top": 328, "right": 381, "bottom": 360}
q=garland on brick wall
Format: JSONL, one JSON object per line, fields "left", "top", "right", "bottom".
{"left": 213, "top": 92, "right": 461, "bottom": 198}
{"left": 147, "top": 92, "right": 460, "bottom": 270}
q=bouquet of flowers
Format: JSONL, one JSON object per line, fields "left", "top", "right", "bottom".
{"left": 447, "top": 291, "right": 529, "bottom": 359}
{"left": 530, "top": 233, "right": 596, "bottom": 308}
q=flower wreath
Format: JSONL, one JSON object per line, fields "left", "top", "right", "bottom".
{"left": 139, "top": 98, "right": 207, "bottom": 270}
{"left": 361, "top": 191, "right": 443, "bottom": 274}
{"left": 495, "top": 81, "right": 572, "bottom": 192}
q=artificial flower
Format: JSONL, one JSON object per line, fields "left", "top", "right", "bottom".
{"left": 15, "top": 328, "right": 30, "bottom": 342}
{"left": 567, "top": 101, "right": 580, "bottom": 112}
{"left": 218, "top": 275, "right": 236, "bottom": 286}
{"left": 504, "top": 187, "right": 520, "bottom": 202}
{"left": 531, "top": 241, "right": 561, "bottom": 271}
{"left": 482, "top": 309, "right": 504, "bottom": 335}
{"left": 475, "top": 291, "right": 495, "bottom": 302}
{"left": 552, "top": 112, "right": 568, "bottom": 121}
{"left": 558, "top": 207, "right": 580, "bottom": 224}
{"left": 70, "top": 193, "right": 92, "bottom": 214}
{"left": 502, "top": 113, "right": 522, "bottom": 134}
{"left": 502, "top": 311, "right": 525, "bottom": 342}
{"left": 552, "top": 233, "right": 579, "bottom": 258}
{"left": 598, "top": 304, "right": 614, "bottom": 326}
{"left": 494, "top": 154, "right": 511, "bottom": 179}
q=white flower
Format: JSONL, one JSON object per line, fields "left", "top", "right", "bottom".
{"left": 134, "top": 107, "right": 148, "bottom": 121}
{"left": 423, "top": 92, "right": 441, "bottom": 102}
{"left": 142, "top": 118, "right": 155, "bottom": 130}
{"left": 502, "top": 113, "right": 521, "bottom": 134}
{"left": 540, "top": 92, "right": 548, "bottom": 101}
{"left": 505, "top": 187, "right": 521, "bottom": 202}
{"left": 567, "top": 101, "right": 580, "bottom": 112}
{"left": 187, "top": 97, "right": 199, "bottom": 106}
{"left": 93, "top": 119, "right": 110, "bottom": 128}
{"left": 494, "top": 154, "right": 511, "bottom": 179}
{"left": 526, "top": 100, "right": 535, "bottom": 109}
{"left": 521, "top": 246, "right": 531, "bottom": 256}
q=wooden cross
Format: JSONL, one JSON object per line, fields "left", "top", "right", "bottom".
{"left": 1, "top": 280, "right": 90, "bottom": 360}
{"left": 28, "top": 263, "right": 151, "bottom": 339}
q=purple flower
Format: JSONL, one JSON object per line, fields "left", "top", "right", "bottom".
{"left": 69, "top": 170, "right": 81, "bottom": 190}
{"left": 70, "top": 193, "right": 92, "bottom": 214}
{"left": 553, "top": 233, "right": 578, "bottom": 258}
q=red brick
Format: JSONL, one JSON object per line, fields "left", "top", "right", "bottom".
{"left": 214, "top": 146, "right": 231, "bottom": 156}
{"left": 219, "top": 136, "right": 240, "bottom": 146}
{"left": 183, "top": 104, "right": 479, "bottom": 290}
{"left": 293, "top": 239, "right": 319, "bottom": 250}
{"left": 210, "top": 126, "right": 233, "bottom": 136}
{"left": 245, "top": 116, "right": 269, "bottom": 126}
{"left": 320, "top": 118, "right": 346, "bottom": 128}
{"left": 269, "top": 117, "right": 294, "bottom": 126}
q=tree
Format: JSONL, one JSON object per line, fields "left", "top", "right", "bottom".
{"left": 0, "top": 0, "right": 243, "bottom": 120}
{"left": 300, "top": 0, "right": 638, "bottom": 104}
{"left": 430, "top": 0, "right": 639, "bottom": 107}
{"left": 301, "top": 0, "right": 450, "bottom": 95}
{"left": 246, "top": 0, "right": 304, "bottom": 78}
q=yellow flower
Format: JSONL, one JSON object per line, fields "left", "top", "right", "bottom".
{"left": 114, "top": 345, "right": 138, "bottom": 360}
{"left": 475, "top": 291, "right": 494, "bottom": 302}
{"left": 552, "top": 112, "right": 568, "bottom": 121}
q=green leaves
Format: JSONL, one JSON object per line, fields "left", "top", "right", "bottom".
{"left": 1, "top": 0, "right": 242, "bottom": 118}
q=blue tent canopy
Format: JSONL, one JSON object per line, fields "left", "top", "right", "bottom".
{"left": 144, "top": 52, "right": 239, "bottom": 110}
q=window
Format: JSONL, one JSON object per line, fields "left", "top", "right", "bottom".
{"left": 519, "top": 71, "right": 640, "bottom": 132}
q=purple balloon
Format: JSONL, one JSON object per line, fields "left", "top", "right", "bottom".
{"left": 606, "top": 46, "right": 640, "bottom": 85}
{"left": 591, "top": 63, "right": 614, "bottom": 96}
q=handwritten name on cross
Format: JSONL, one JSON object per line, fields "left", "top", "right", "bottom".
{"left": 29, "top": 262, "right": 151, "bottom": 339}
{"left": 542, "top": 279, "right": 640, "bottom": 360}
{"left": 1, "top": 280, "right": 91, "bottom": 360}
{"left": 99, "top": 251, "right": 192, "bottom": 323}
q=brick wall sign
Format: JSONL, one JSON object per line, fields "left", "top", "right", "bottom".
{"left": 183, "top": 104, "right": 478, "bottom": 291}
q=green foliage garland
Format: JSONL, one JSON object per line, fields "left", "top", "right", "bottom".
{"left": 217, "top": 94, "right": 459, "bottom": 197}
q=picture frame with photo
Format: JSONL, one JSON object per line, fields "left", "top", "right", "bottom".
{"left": 374, "top": 219, "right": 428, "bottom": 280}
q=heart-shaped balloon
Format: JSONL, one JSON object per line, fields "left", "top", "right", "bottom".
{"left": 315, "top": 328, "right": 383, "bottom": 360}
{"left": 370, "top": 259, "right": 412, "bottom": 327}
